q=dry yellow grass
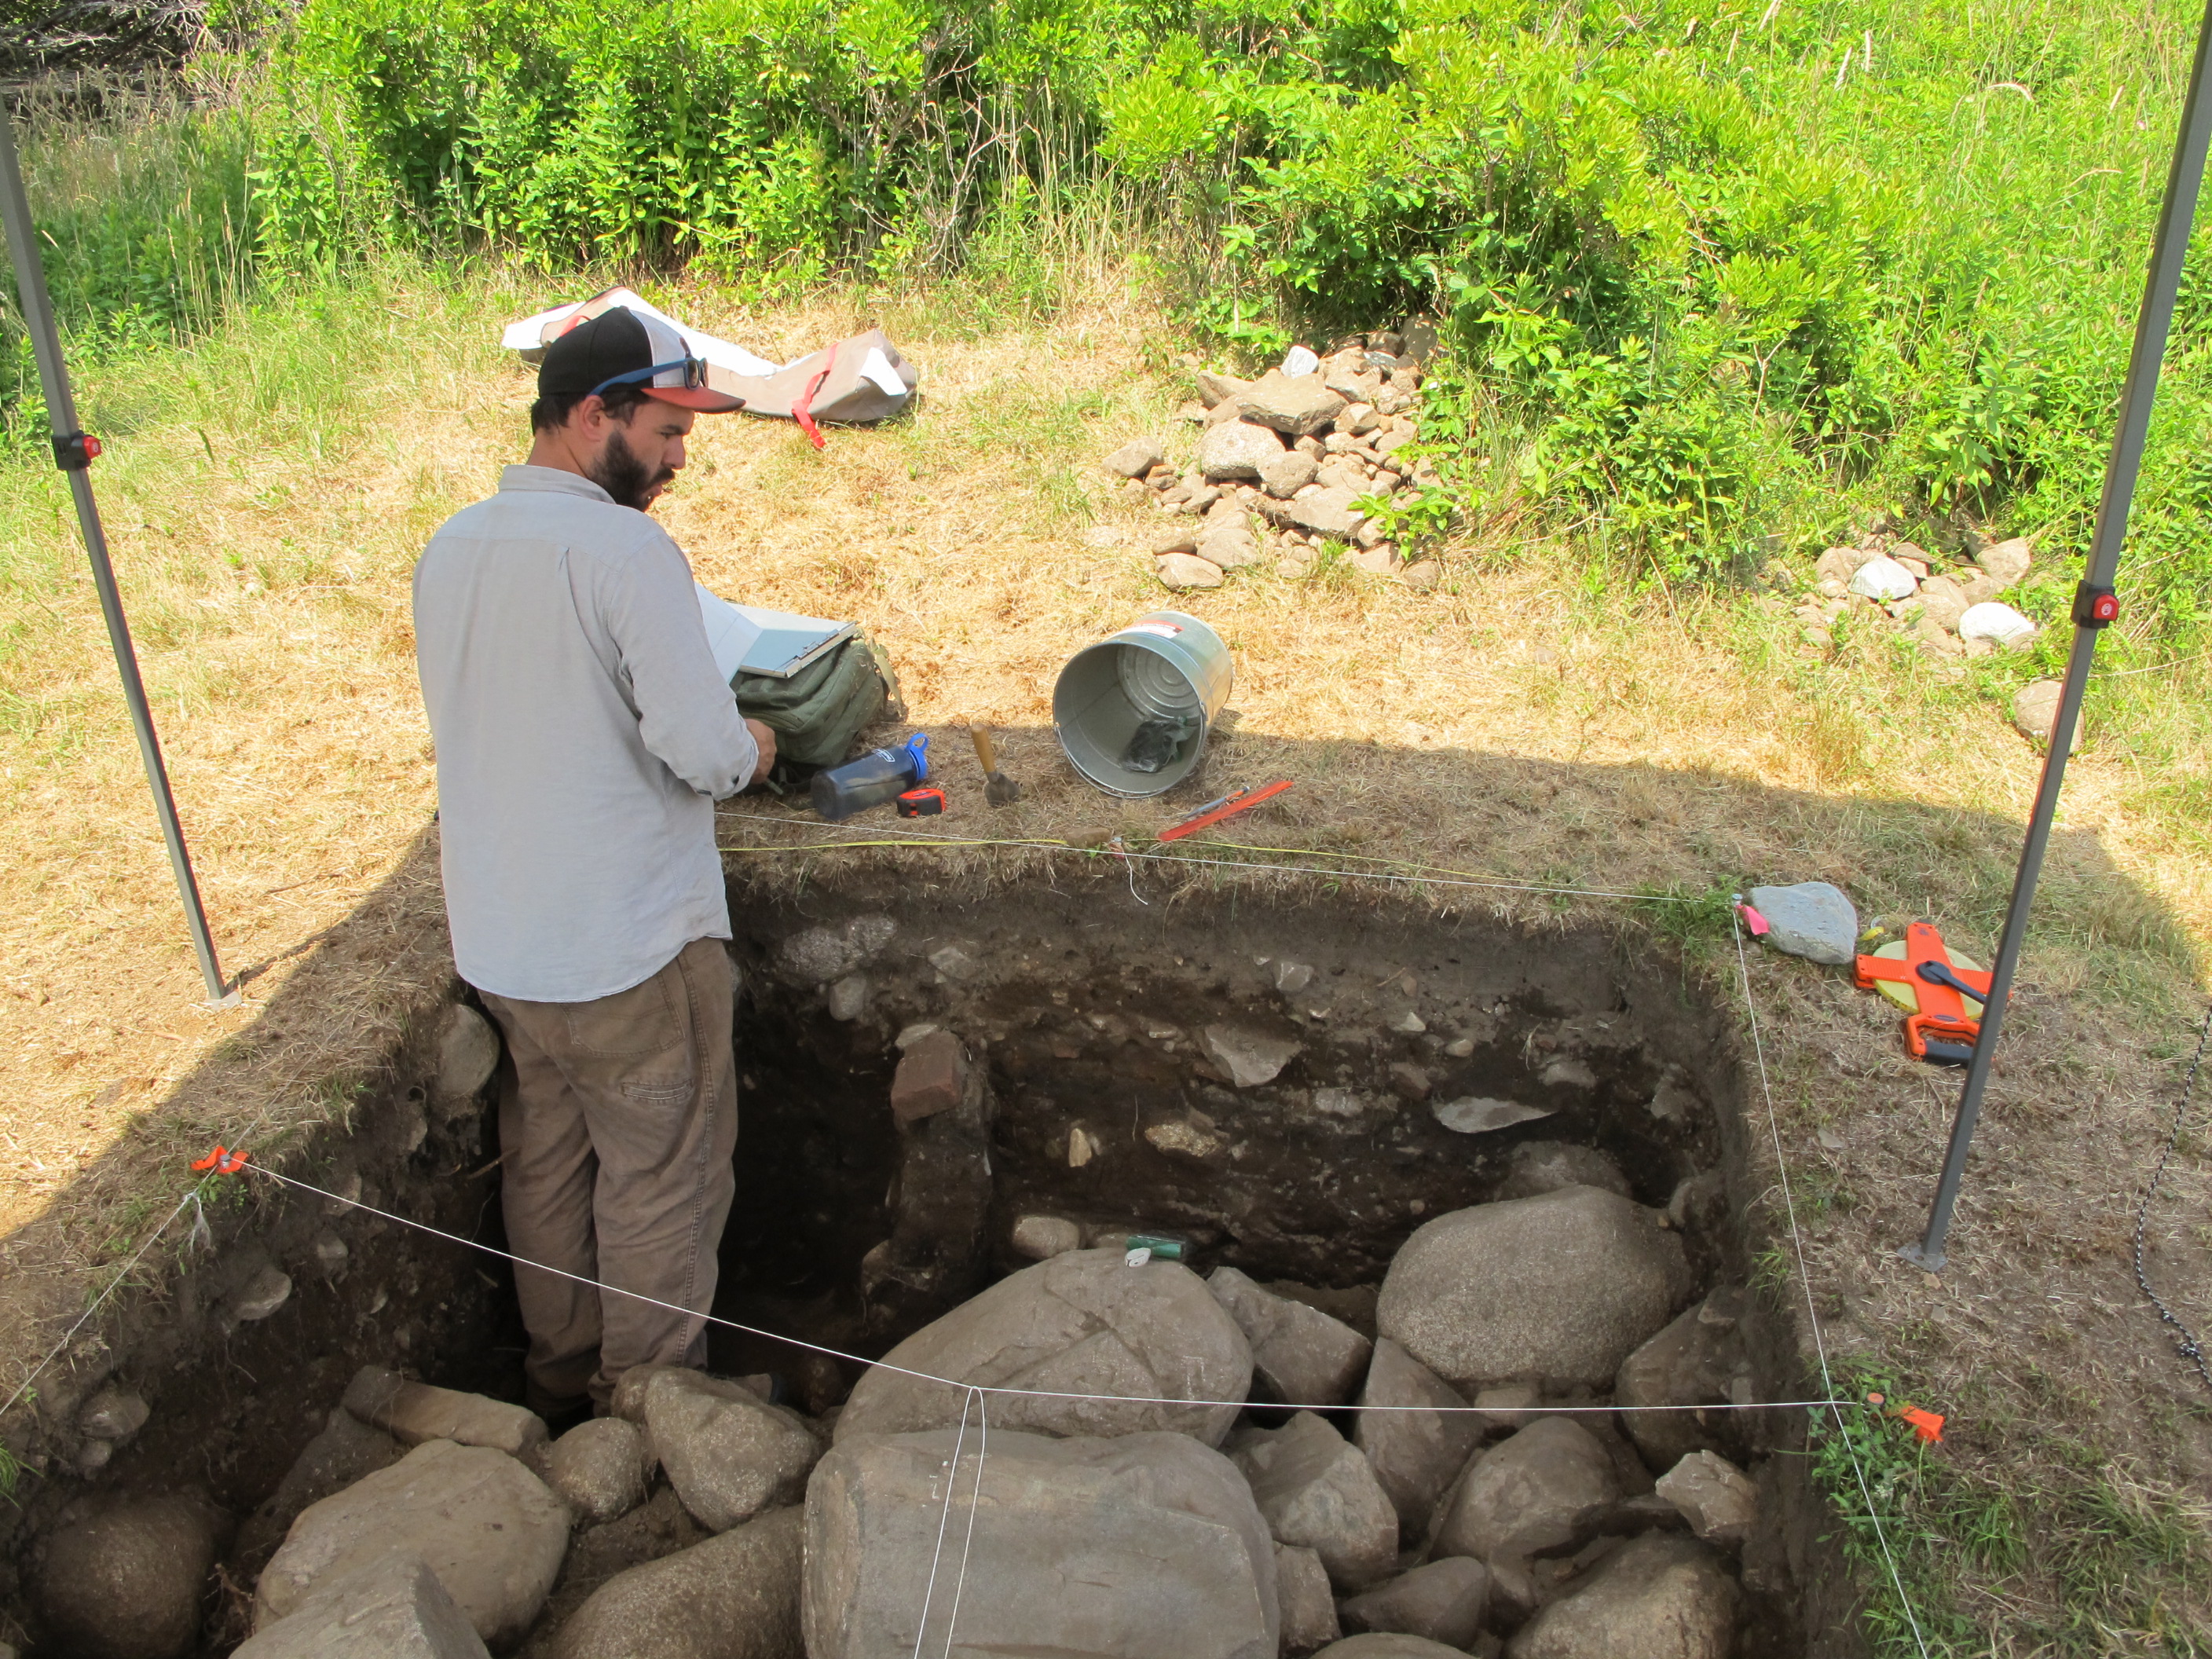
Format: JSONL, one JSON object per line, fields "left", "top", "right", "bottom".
{"left": 2, "top": 264, "right": 2208, "bottom": 1634}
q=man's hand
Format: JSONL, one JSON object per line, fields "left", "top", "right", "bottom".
{"left": 744, "top": 719, "right": 778, "bottom": 786}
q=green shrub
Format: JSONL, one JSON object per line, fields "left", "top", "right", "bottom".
{"left": 9, "top": 0, "right": 2210, "bottom": 655}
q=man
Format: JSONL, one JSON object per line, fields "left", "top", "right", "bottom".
{"left": 412, "top": 306, "right": 775, "bottom": 1419}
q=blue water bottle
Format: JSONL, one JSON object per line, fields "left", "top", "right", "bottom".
{"left": 811, "top": 734, "right": 931, "bottom": 822}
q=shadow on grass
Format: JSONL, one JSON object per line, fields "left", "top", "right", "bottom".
{"left": 0, "top": 727, "right": 2202, "bottom": 1654}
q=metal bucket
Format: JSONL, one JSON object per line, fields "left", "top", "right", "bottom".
{"left": 1053, "top": 611, "right": 1233, "bottom": 797}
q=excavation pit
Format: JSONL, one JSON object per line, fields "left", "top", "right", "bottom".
{"left": 2, "top": 870, "right": 1855, "bottom": 1658}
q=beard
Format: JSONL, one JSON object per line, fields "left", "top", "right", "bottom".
{"left": 588, "top": 424, "right": 676, "bottom": 511}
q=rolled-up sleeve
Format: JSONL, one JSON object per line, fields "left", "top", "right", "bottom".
{"left": 597, "top": 529, "right": 760, "bottom": 798}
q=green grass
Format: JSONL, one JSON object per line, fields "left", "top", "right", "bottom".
{"left": 1815, "top": 1377, "right": 2212, "bottom": 1654}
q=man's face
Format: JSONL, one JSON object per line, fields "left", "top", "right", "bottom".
{"left": 586, "top": 398, "right": 695, "bottom": 512}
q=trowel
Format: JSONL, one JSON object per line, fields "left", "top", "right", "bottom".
{"left": 969, "top": 724, "right": 1023, "bottom": 807}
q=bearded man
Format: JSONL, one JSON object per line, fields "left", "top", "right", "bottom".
{"left": 412, "top": 306, "right": 774, "bottom": 1421}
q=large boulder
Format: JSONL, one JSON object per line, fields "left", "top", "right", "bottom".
{"left": 1376, "top": 1188, "right": 1690, "bottom": 1390}
{"left": 255, "top": 1439, "right": 569, "bottom": 1649}
{"left": 234, "top": 1410, "right": 405, "bottom": 1576}
{"left": 1496, "top": 1142, "right": 1631, "bottom": 1200}
{"left": 1613, "top": 1290, "right": 1753, "bottom": 1471}
{"left": 1229, "top": 1412, "right": 1397, "bottom": 1591}
{"left": 1338, "top": 1558, "right": 1490, "bottom": 1650}
{"left": 553, "top": 1507, "right": 804, "bottom": 1659}
{"left": 34, "top": 1495, "right": 222, "bottom": 1659}
{"left": 1351, "top": 1339, "right": 1478, "bottom": 1537}
{"left": 805, "top": 1428, "right": 1277, "bottom": 1659}
{"left": 1208, "top": 1268, "right": 1372, "bottom": 1408}
{"left": 233, "top": 1555, "right": 489, "bottom": 1659}
{"left": 835, "top": 1249, "right": 1252, "bottom": 1446}
{"left": 644, "top": 1370, "right": 821, "bottom": 1533}
{"left": 1431, "top": 1419, "right": 1620, "bottom": 1621}
{"left": 1504, "top": 1535, "right": 1740, "bottom": 1659}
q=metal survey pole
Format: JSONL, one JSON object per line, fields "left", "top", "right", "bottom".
{"left": 0, "top": 105, "right": 234, "bottom": 1006}
{"left": 1900, "top": 0, "right": 2212, "bottom": 1271}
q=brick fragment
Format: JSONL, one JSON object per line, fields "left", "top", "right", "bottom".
{"left": 890, "top": 1031, "right": 966, "bottom": 1122}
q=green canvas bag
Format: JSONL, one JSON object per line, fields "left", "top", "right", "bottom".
{"left": 733, "top": 635, "right": 904, "bottom": 771}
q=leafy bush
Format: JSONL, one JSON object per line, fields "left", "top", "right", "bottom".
{"left": 9, "top": 0, "right": 2210, "bottom": 653}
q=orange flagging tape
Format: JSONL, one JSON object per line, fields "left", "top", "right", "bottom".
{"left": 1899, "top": 1408, "right": 1946, "bottom": 1444}
{"left": 191, "top": 1144, "right": 249, "bottom": 1174}
{"left": 1865, "top": 1393, "right": 1946, "bottom": 1443}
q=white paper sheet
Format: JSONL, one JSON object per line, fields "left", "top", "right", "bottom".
{"left": 696, "top": 585, "right": 764, "bottom": 684}
{"left": 858, "top": 346, "right": 906, "bottom": 397}
{"left": 506, "top": 288, "right": 786, "bottom": 379}
{"left": 695, "top": 586, "right": 858, "bottom": 681}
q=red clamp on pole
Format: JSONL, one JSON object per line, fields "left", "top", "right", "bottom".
{"left": 191, "top": 1144, "right": 249, "bottom": 1175}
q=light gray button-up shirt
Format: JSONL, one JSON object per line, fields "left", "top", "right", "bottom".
{"left": 413, "top": 465, "right": 758, "bottom": 1002}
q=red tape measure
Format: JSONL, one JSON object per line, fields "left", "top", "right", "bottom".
{"left": 897, "top": 787, "right": 946, "bottom": 818}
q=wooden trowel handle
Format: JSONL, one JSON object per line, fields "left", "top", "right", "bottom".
{"left": 969, "top": 725, "right": 998, "bottom": 775}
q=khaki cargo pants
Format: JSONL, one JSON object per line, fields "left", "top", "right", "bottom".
{"left": 479, "top": 937, "right": 738, "bottom": 1412}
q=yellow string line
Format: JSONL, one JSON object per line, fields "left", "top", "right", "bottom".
{"left": 718, "top": 815, "right": 1680, "bottom": 900}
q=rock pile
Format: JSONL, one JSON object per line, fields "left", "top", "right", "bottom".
{"left": 42, "top": 1198, "right": 1773, "bottom": 1655}
{"left": 1796, "top": 533, "right": 2039, "bottom": 661}
{"left": 1101, "top": 331, "right": 1447, "bottom": 592}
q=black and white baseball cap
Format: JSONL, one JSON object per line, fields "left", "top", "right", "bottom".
{"left": 537, "top": 304, "right": 745, "bottom": 413}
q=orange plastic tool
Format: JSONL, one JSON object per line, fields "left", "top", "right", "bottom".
{"left": 1155, "top": 781, "right": 1294, "bottom": 844}
{"left": 1855, "top": 922, "right": 1991, "bottom": 1066}
{"left": 191, "top": 1144, "right": 249, "bottom": 1174}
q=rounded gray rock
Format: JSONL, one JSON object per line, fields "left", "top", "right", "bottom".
{"left": 1432, "top": 1417, "right": 1619, "bottom": 1570}
{"left": 434, "top": 1003, "right": 500, "bottom": 1102}
{"left": 2012, "top": 679, "right": 2079, "bottom": 750}
{"left": 1228, "top": 1411, "right": 1397, "bottom": 1591}
{"left": 1311, "top": 1635, "right": 1470, "bottom": 1659}
{"left": 78, "top": 1382, "right": 152, "bottom": 1443}
{"left": 1614, "top": 1290, "right": 1753, "bottom": 1471}
{"left": 1745, "top": 881, "right": 1859, "bottom": 966}
{"left": 1350, "top": 1339, "right": 1477, "bottom": 1537}
{"left": 808, "top": 1428, "right": 1276, "bottom": 1659}
{"left": 1504, "top": 1533, "right": 1740, "bottom": 1659}
{"left": 645, "top": 1371, "right": 820, "bottom": 1533}
{"left": 1496, "top": 1142, "right": 1631, "bottom": 1200}
{"left": 1339, "top": 1557, "right": 1491, "bottom": 1650}
{"left": 1377, "top": 1186, "right": 1691, "bottom": 1390}
{"left": 545, "top": 1416, "right": 650, "bottom": 1524}
{"left": 1199, "top": 418, "right": 1289, "bottom": 483}
{"left": 836, "top": 1247, "right": 1252, "bottom": 1446}
{"left": 255, "top": 1439, "right": 568, "bottom": 1649}
{"left": 553, "top": 1506, "right": 804, "bottom": 1659}
{"left": 35, "top": 1495, "right": 220, "bottom": 1659}
{"left": 1276, "top": 1544, "right": 1341, "bottom": 1656}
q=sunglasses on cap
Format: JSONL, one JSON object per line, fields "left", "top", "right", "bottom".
{"left": 588, "top": 356, "right": 711, "bottom": 399}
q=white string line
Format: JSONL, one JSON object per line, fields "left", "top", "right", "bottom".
{"left": 1731, "top": 910, "right": 1933, "bottom": 1659}
{"left": 0, "top": 1188, "right": 200, "bottom": 1426}
{"left": 724, "top": 809, "right": 1699, "bottom": 906}
{"left": 909, "top": 1387, "right": 975, "bottom": 1659}
{"left": 236, "top": 1160, "right": 1849, "bottom": 1416}
{"left": 937, "top": 1387, "right": 989, "bottom": 1659}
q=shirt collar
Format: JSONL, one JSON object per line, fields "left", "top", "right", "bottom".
{"left": 500, "top": 463, "right": 614, "bottom": 505}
